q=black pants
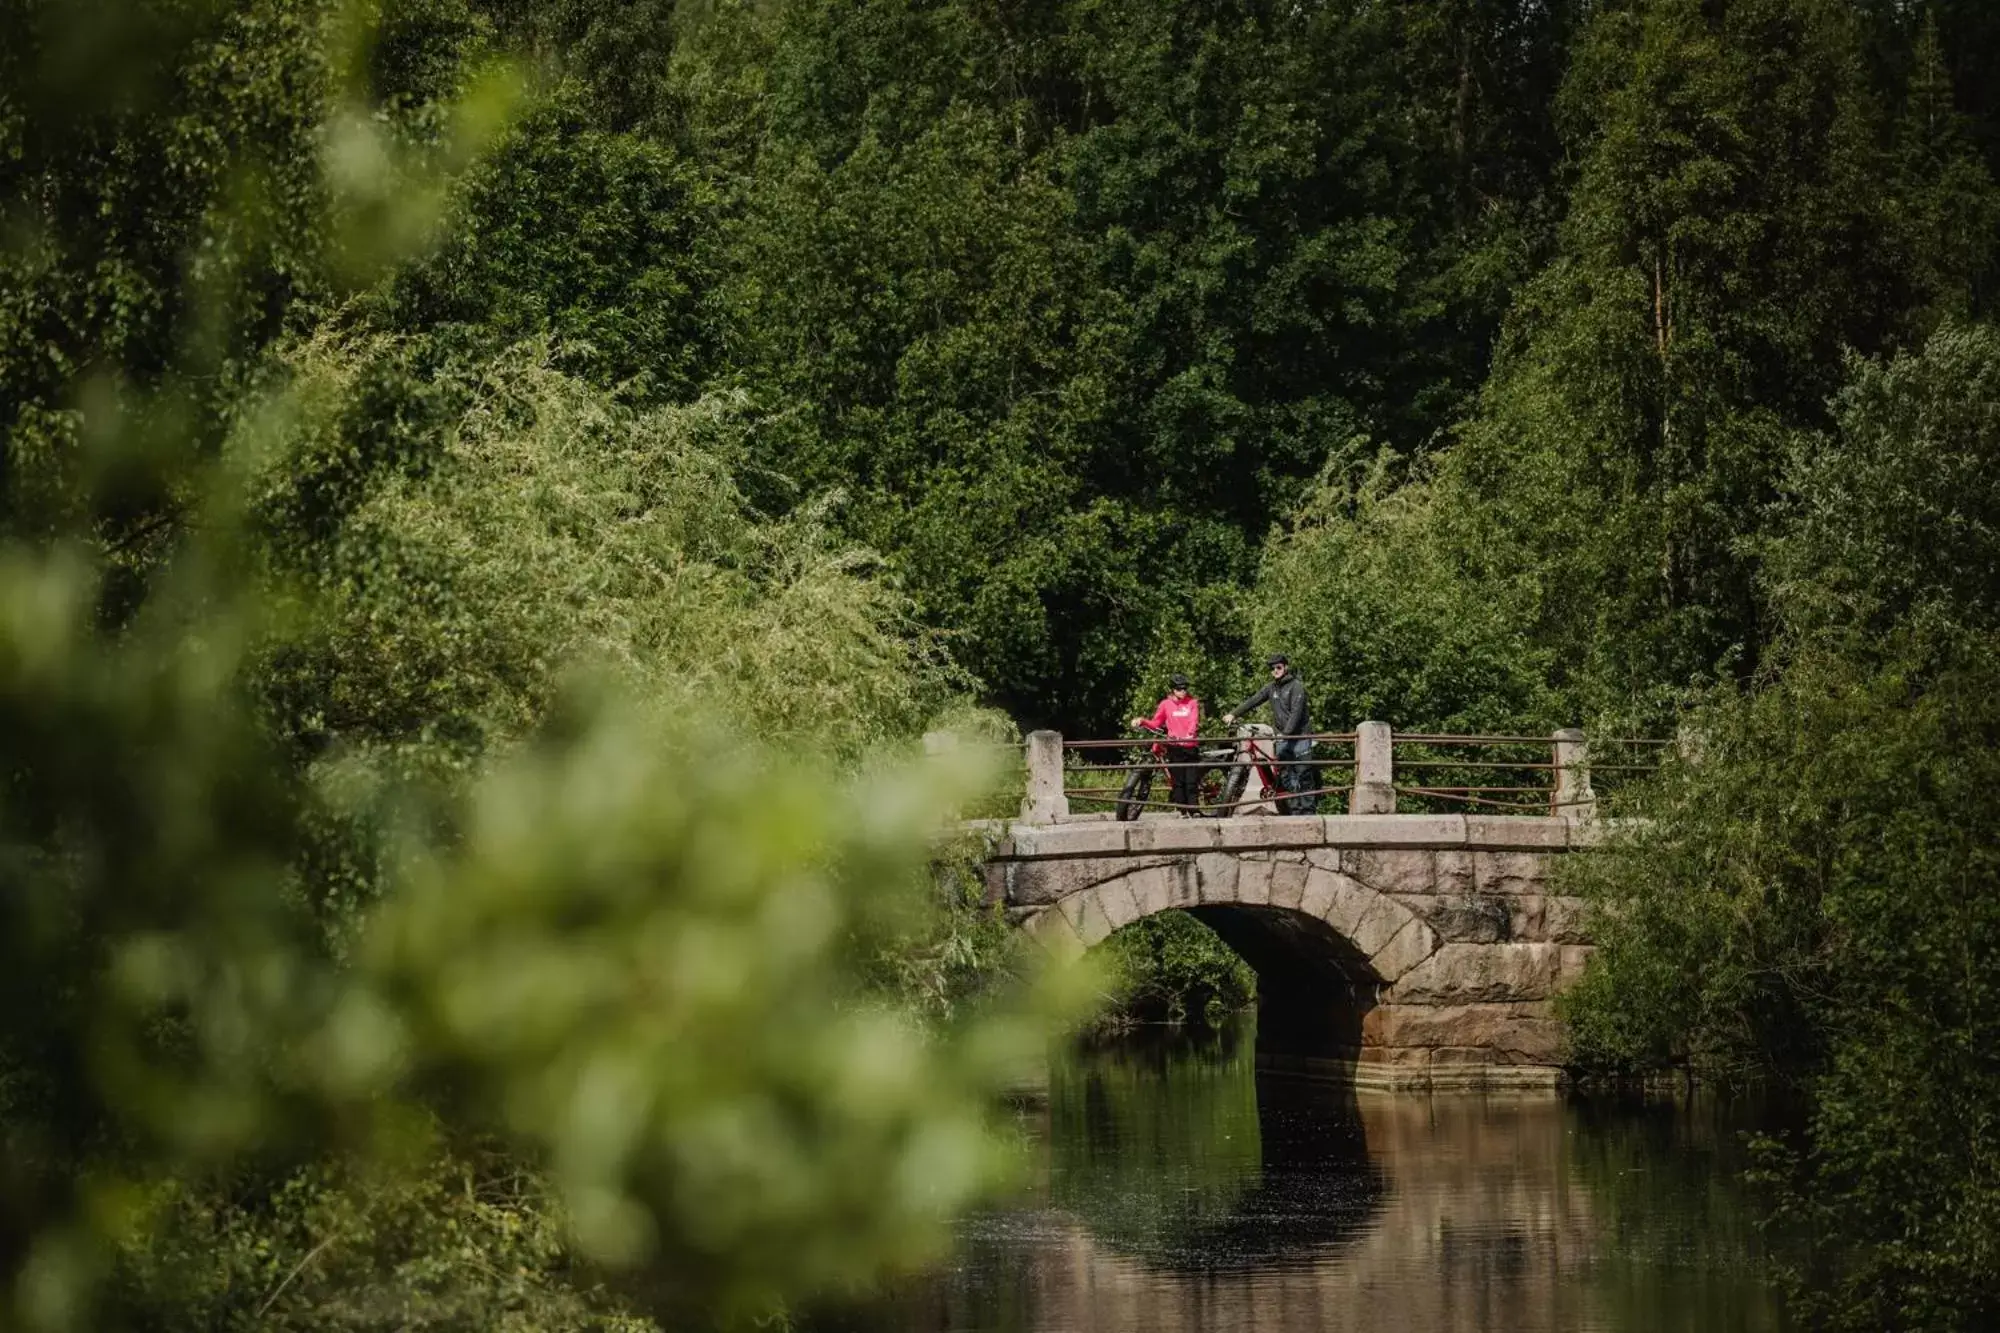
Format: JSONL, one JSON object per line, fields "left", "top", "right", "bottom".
{"left": 1276, "top": 736, "right": 1313, "bottom": 814}
{"left": 1166, "top": 744, "right": 1200, "bottom": 812}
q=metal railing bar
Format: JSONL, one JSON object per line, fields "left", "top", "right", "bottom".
{"left": 1064, "top": 758, "right": 1358, "bottom": 777}
{"left": 1393, "top": 733, "right": 1562, "bottom": 745}
{"left": 1393, "top": 758, "right": 1558, "bottom": 771}
{"left": 1397, "top": 788, "right": 1550, "bottom": 812}
{"left": 1061, "top": 732, "right": 1359, "bottom": 750}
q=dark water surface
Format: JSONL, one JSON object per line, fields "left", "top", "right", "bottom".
{"left": 809, "top": 1020, "right": 1787, "bottom": 1333}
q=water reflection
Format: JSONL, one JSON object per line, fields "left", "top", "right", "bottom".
{"left": 808, "top": 1020, "right": 1785, "bottom": 1333}
{"left": 1048, "top": 1025, "right": 1384, "bottom": 1272}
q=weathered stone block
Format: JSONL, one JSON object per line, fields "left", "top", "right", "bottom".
{"left": 1420, "top": 895, "right": 1511, "bottom": 944}
{"left": 1560, "top": 944, "right": 1596, "bottom": 982}
{"left": 1304, "top": 847, "right": 1343, "bottom": 874}
{"left": 1355, "top": 890, "right": 1418, "bottom": 954}
{"left": 1343, "top": 848, "right": 1438, "bottom": 895}
{"left": 1316, "top": 874, "right": 1379, "bottom": 940}
{"left": 1236, "top": 857, "right": 1274, "bottom": 905}
{"left": 1428, "top": 1046, "right": 1557, "bottom": 1078}
{"left": 1473, "top": 850, "right": 1548, "bottom": 895}
{"left": 1168, "top": 861, "right": 1201, "bottom": 909}
{"left": 1217, "top": 817, "right": 1325, "bottom": 852}
{"left": 1545, "top": 896, "right": 1592, "bottom": 944}
{"left": 1194, "top": 852, "right": 1240, "bottom": 902}
{"left": 1004, "top": 858, "right": 1096, "bottom": 906}
{"left": 1095, "top": 877, "right": 1143, "bottom": 933}
{"left": 1270, "top": 855, "right": 1311, "bottom": 911}
{"left": 1321, "top": 815, "right": 1469, "bottom": 847}
{"left": 1434, "top": 849, "right": 1476, "bottom": 894}
{"left": 1353, "top": 1045, "right": 1433, "bottom": 1089}
{"left": 1433, "top": 1058, "right": 1564, "bottom": 1090}
{"left": 1125, "top": 820, "right": 1218, "bottom": 855}
{"left": 983, "top": 862, "right": 1011, "bottom": 907}
{"left": 1361, "top": 1002, "right": 1561, "bottom": 1063}
{"left": 1023, "top": 908, "right": 1085, "bottom": 961}
{"left": 1464, "top": 815, "right": 1571, "bottom": 850}
{"left": 1506, "top": 895, "right": 1547, "bottom": 942}
{"left": 1298, "top": 865, "right": 1341, "bottom": 920}
{"left": 1368, "top": 917, "right": 1441, "bottom": 983}
{"left": 1062, "top": 889, "right": 1116, "bottom": 947}
{"left": 1041, "top": 823, "right": 1137, "bottom": 857}
{"left": 1123, "top": 866, "right": 1174, "bottom": 918}
{"left": 1388, "top": 942, "right": 1565, "bottom": 1004}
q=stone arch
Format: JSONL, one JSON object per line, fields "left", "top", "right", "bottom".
{"left": 1021, "top": 850, "right": 1440, "bottom": 986}
{"left": 1019, "top": 850, "right": 1443, "bottom": 1057}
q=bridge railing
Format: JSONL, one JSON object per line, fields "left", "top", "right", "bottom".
{"left": 1020, "top": 725, "right": 1668, "bottom": 823}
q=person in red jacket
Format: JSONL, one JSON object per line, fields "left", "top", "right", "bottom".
{"left": 1131, "top": 673, "right": 1203, "bottom": 814}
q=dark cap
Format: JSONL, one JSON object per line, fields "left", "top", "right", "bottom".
{"left": 1266, "top": 653, "right": 1288, "bottom": 668}
{"left": 1170, "top": 673, "right": 1190, "bottom": 689}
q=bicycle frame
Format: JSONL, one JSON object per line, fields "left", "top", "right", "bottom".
{"left": 1117, "top": 725, "right": 1224, "bottom": 820}
{"left": 1217, "top": 724, "right": 1286, "bottom": 816}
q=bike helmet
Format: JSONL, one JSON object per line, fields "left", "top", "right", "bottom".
{"left": 1170, "top": 673, "right": 1190, "bottom": 689}
{"left": 1266, "top": 653, "right": 1288, "bottom": 668}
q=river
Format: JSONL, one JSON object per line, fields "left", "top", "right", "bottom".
{"left": 807, "top": 1018, "right": 1789, "bottom": 1333}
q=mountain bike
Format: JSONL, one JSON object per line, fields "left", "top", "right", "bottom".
{"left": 1209, "top": 723, "right": 1290, "bottom": 816}
{"left": 1114, "top": 725, "right": 1233, "bottom": 821}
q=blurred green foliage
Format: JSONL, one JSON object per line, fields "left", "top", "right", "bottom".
{"left": 0, "top": 3, "right": 1072, "bottom": 1329}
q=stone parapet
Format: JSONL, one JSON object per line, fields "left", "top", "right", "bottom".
{"left": 976, "top": 813, "right": 1598, "bottom": 862}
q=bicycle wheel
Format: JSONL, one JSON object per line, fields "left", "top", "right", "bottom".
{"left": 1115, "top": 767, "right": 1152, "bottom": 821}
{"left": 1207, "top": 759, "right": 1247, "bottom": 818}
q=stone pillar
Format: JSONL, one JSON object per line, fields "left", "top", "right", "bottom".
{"left": 1553, "top": 728, "right": 1595, "bottom": 822}
{"left": 1352, "top": 721, "right": 1395, "bottom": 815}
{"left": 1021, "top": 730, "right": 1070, "bottom": 824}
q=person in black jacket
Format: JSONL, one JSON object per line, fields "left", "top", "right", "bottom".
{"left": 1223, "top": 654, "right": 1313, "bottom": 814}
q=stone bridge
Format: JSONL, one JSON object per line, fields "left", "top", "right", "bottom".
{"left": 983, "top": 807, "right": 1600, "bottom": 1090}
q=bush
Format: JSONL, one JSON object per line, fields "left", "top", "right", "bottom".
{"left": 1093, "top": 913, "right": 1256, "bottom": 1029}
{"left": 1561, "top": 323, "right": 2000, "bottom": 1326}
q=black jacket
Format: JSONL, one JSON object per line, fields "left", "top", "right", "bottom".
{"left": 1230, "top": 672, "right": 1310, "bottom": 736}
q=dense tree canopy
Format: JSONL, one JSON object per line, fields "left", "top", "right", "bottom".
{"left": 11, "top": 0, "right": 2000, "bottom": 1325}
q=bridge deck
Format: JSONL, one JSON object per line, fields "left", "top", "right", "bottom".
{"left": 979, "top": 813, "right": 1599, "bottom": 862}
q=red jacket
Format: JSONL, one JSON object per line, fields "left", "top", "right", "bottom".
{"left": 1143, "top": 694, "right": 1202, "bottom": 742}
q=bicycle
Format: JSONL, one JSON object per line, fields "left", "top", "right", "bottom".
{"left": 1209, "top": 723, "right": 1291, "bottom": 816}
{"left": 1114, "top": 724, "right": 1233, "bottom": 821}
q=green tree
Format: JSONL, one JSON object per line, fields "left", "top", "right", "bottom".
{"left": 1434, "top": 0, "right": 1994, "bottom": 723}
{"left": 0, "top": 7, "right": 1075, "bottom": 1329}
{"left": 1247, "top": 451, "right": 1559, "bottom": 735}
{"left": 1563, "top": 323, "right": 2000, "bottom": 1325}
{"left": 707, "top": 0, "right": 1583, "bottom": 730}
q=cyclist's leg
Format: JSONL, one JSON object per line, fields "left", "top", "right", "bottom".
{"left": 1278, "top": 737, "right": 1312, "bottom": 814}
{"left": 1169, "top": 744, "right": 1198, "bottom": 813}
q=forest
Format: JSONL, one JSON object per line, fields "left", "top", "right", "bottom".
{"left": 8, "top": 0, "right": 2000, "bottom": 1326}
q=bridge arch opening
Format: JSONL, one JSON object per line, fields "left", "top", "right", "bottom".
{"left": 1085, "top": 902, "right": 1388, "bottom": 1060}
{"left": 1183, "top": 905, "right": 1380, "bottom": 1057}
{"left": 1021, "top": 852, "right": 1444, "bottom": 1064}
